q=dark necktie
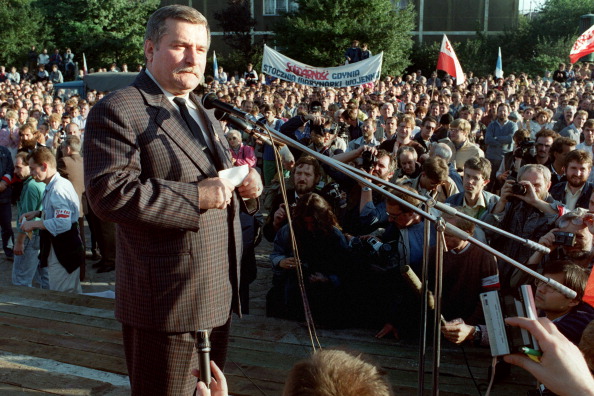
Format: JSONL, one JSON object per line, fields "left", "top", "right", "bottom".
{"left": 173, "top": 97, "right": 219, "bottom": 166}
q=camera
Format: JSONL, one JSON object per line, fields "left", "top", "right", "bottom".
{"left": 513, "top": 138, "right": 536, "bottom": 158}
{"left": 350, "top": 236, "right": 401, "bottom": 272}
{"left": 511, "top": 181, "right": 527, "bottom": 196}
{"left": 553, "top": 231, "right": 576, "bottom": 247}
{"left": 337, "top": 122, "right": 350, "bottom": 140}
{"left": 320, "top": 182, "right": 347, "bottom": 211}
{"left": 356, "top": 150, "right": 378, "bottom": 172}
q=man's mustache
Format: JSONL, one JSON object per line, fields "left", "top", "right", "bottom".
{"left": 173, "top": 66, "right": 200, "bottom": 76}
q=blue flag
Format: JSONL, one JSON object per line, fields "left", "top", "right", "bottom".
{"left": 213, "top": 51, "right": 219, "bottom": 81}
{"left": 495, "top": 47, "right": 503, "bottom": 79}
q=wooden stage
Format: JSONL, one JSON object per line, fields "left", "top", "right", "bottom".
{"left": 0, "top": 255, "right": 537, "bottom": 395}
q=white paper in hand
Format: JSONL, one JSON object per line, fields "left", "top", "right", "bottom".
{"left": 218, "top": 164, "right": 249, "bottom": 187}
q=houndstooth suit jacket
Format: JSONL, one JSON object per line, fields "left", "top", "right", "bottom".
{"left": 84, "top": 71, "right": 247, "bottom": 332}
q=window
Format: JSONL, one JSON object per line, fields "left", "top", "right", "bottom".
{"left": 263, "top": 0, "right": 298, "bottom": 16}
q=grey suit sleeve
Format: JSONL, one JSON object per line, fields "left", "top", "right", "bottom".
{"left": 84, "top": 93, "right": 202, "bottom": 231}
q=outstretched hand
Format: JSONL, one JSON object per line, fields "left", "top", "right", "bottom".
{"left": 503, "top": 317, "right": 594, "bottom": 396}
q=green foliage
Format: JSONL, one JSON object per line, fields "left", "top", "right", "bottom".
{"left": 34, "top": 0, "right": 159, "bottom": 69}
{"left": 529, "top": 0, "right": 593, "bottom": 42}
{"left": 0, "top": 0, "right": 44, "bottom": 66}
{"left": 213, "top": 0, "right": 258, "bottom": 66}
{"left": 272, "top": 0, "right": 415, "bottom": 76}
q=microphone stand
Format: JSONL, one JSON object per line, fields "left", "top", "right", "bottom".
{"left": 210, "top": 103, "right": 576, "bottom": 396}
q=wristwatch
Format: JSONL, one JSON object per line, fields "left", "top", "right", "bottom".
{"left": 473, "top": 325, "right": 482, "bottom": 345}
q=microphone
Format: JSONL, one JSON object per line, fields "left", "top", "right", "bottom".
{"left": 202, "top": 93, "right": 249, "bottom": 120}
{"left": 197, "top": 330, "right": 211, "bottom": 388}
{"left": 214, "top": 109, "right": 280, "bottom": 147}
{"left": 214, "top": 109, "right": 253, "bottom": 132}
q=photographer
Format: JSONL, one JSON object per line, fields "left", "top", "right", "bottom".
{"left": 495, "top": 129, "right": 557, "bottom": 192}
{"left": 485, "top": 164, "right": 560, "bottom": 291}
{"left": 526, "top": 208, "right": 594, "bottom": 270}
{"left": 307, "top": 119, "right": 346, "bottom": 157}
{"left": 358, "top": 149, "right": 397, "bottom": 231}
{"left": 373, "top": 185, "right": 432, "bottom": 339}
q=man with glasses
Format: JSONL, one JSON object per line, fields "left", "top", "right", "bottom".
{"left": 533, "top": 261, "right": 593, "bottom": 345}
{"left": 439, "top": 118, "right": 484, "bottom": 171}
{"left": 486, "top": 164, "right": 559, "bottom": 291}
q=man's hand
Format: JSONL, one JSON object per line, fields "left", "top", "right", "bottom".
{"left": 503, "top": 317, "right": 594, "bottom": 396}
{"left": 279, "top": 257, "right": 298, "bottom": 269}
{"left": 441, "top": 319, "right": 475, "bottom": 344}
{"left": 515, "top": 180, "right": 540, "bottom": 206}
{"left": 0, "top": 180, "right": 8, "bottom": 193}
{"left": 20, "top": 210, "right": 40, "bottom": 223}
{"left": 309, "top": 272, "right": 329, "bottom": 283}
{"left": 304, "top": 114, "right": 324, "bottom": 126}
{"left": 358, "top": 144, "right": 378, "bottom": 157}
{"left": 375, "top": 323, "right": 399, "bottom": 339}
{"left": 497, "top": 170, "right": 511, "bottom": 184}
{"left": 21, "top": 220, "right": 42, "bottom": 233}
{"left": 198, "top": 178, "right": 235, "bottom": 210}
{"left": 14, "top": 234, "right": 25, "bottom": 256}
{"left": 499, "top": 179, "right": 515, "bottom": 202}
{"left": 237, "top": 167, "right": 262, "bottom": 199}
{"left": 537, "top": 228, "right": 559, "bottom": 249}
{"left": 272, "top": 204, "right": 287, "bottom": 230}
{"left": 192, "top": 361, "right": 228, "bottom": 396}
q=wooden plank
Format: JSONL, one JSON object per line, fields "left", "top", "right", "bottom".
{"left": 0, "top": 294, "right": 115, "bottom": 319}
{"left": 0, "top": 322, "right": 124, "bottom": 360}
{"left": 0, "top": 286, "right": 115, "bottom": 311}
{"left": 0, "top": 359, "right": 129, "bottom": 396}
{"left": 0, "top": 384, "right": 53, "bottom": 395}
{"left": 0, "top": 304, "right": 121, "bottom": 331}
{"left": 0, "top": 312, "right": 122, "bottom": 344}
{"left": 0, "top": 338, "right": 127, "bottom": 375}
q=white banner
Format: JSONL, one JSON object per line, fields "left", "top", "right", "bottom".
{"left": 261, "top": 45, "right": 383, "bottom": 88}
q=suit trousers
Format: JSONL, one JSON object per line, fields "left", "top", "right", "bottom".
{"left": 123, "top": 315, "right": 232, "bottom": 395}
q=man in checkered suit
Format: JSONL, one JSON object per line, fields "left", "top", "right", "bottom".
{"left": 84, "top": 5, "right": 261, "bottom": 395}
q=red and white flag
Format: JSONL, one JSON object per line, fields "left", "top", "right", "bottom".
{"left": 437, "top": 34, "right": 465, "bottom": 85}
{"left": 570, "top": 25, "right": 594, "bottom": 64}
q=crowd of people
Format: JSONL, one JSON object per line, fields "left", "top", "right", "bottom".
{"left": 1, "top": 20, "right": 594, "bottom": 392}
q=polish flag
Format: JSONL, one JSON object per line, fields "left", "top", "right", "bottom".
{"left": 570, "top": 25, "right": 594, "bottom": 64}
{"left": 437, "top": 35, "right": 465, "bottom": 85}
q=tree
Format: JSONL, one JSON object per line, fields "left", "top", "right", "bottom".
{"left": 213, "top": 0, "right": 258, "bottom": 70}
{"left": 0, "top": 0, "right": 44, "bottom": 67}
{"left": 272, "top": 0, "right": 415, "bottom": 76}
{"left": 34, "top": 0, "right": 159, "bottom": 69}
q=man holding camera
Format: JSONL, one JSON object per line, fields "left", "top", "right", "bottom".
{"left": 550, "top": 149, "right": 594, "bottom": 210}
{"left": 526, "top": 208, "right": 594, "bottom": 270}
{"left": 485, "top": 164, "right": 560, "bottom": 291}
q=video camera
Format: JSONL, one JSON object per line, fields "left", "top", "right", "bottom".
{"left": 513, "top": 137, "right": 536, "bottom": 159}
{"left": 350, "top": 236, "right": 401, "bottom": 272}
